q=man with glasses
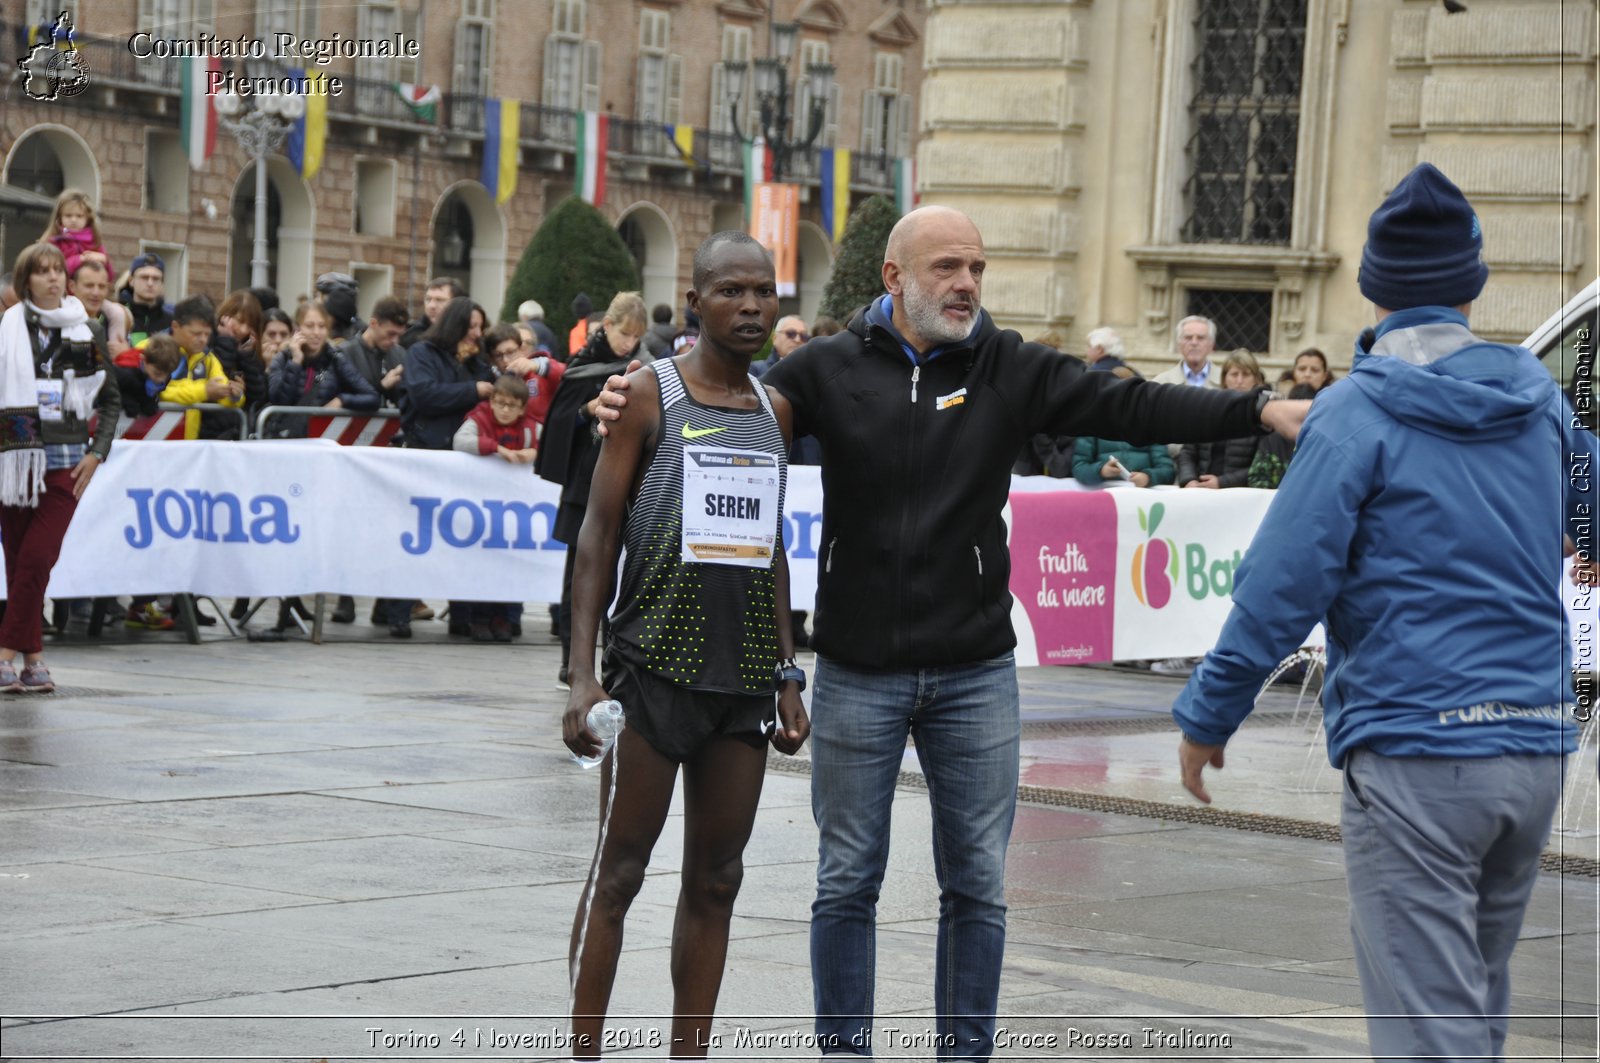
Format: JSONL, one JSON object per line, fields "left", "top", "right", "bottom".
{"left": 752, "top": 314, "right": 809, "bottom": 379}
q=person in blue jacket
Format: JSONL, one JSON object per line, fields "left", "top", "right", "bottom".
{"left": 1173, "top": 163, "right": 1587, "bottom": 1063}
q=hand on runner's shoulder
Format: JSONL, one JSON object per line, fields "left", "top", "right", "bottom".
{"left": 593, "top": 358, "right": 644, "bottom": 437}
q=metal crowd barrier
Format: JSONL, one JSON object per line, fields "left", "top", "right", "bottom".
{"left": 116, "top": 402, "right": 251, "bottom": 441}
{"left": 254, "top": 406, "right": 402, "bottom": 446}
{"left": 250, "top": 407, "right": 404, "bottom": 642}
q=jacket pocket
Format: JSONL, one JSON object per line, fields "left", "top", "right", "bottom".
{"left": 815, "top": 537, "right": 871, "bottom": 648}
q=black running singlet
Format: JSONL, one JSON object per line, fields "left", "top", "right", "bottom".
{"left": 608, "top": 358, "right": 789, "bottom": 694}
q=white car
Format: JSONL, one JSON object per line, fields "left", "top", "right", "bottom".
{"left": 1526, "top": 277, "right": 1599, "bottom": 431}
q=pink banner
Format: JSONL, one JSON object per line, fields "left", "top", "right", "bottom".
{"left": 1007, "top": 490, "right": 1118, "bottom": 664}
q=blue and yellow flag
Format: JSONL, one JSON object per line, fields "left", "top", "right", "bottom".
{"left": 819, "top": 148, "right": 851, "bottom": 242}
{"left": 669, "top": 124, "right": 694, "bottom": 161}
{"left": 481, "top": 97, "right": 521, "bottom": 205}
{"left": 287, "top": 70, "right": 328, "bottom": 180}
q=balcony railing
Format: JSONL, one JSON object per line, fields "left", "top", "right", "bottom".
{"left": 58, "top": 38, "right": 897, "bottom": 194}
{"left": 339, "top": 74, "right": 437, "bottom": 128}
{"left": 72, "top": 32, "right": 180, "bottom": 92}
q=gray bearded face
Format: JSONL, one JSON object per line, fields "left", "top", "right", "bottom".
{"left": 902, "top": 271, "right": 978, "bottom": 346}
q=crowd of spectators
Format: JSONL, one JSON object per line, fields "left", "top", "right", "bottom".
{"left": 17, "top": 184, "right": 1334, "bottom": 661}
{"left": 12, "top": 191, "right": 714, "bottom": 648}
{"left": 1014, "top": 317, "right": 1330, "bottom": 492}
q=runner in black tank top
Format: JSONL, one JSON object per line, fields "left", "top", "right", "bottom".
{"left": 560, "top": 233, "right": 810, "bottom": 1059}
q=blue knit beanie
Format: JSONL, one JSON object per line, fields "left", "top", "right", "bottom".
{"left": 1358, "top": 163, "right": 1488, "bottom": 311}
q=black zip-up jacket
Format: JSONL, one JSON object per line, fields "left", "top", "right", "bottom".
{"left": 202, "top": 332, "right": 268, "bottom": 438}
{"left": 397, "top": 339, "right": 491, "bottom": 450}
{"left": 763, "top": 303, "right": 1263, "bottom": 669}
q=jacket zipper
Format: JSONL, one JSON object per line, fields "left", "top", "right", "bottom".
{"left": 894, "top": 360, "right": 924, "bottom": 662}
{"left": 974, "top": 544, "right": 983, "bottom": 575}
{"left": 826, "top": 537, "right": 837, "bottom": 573}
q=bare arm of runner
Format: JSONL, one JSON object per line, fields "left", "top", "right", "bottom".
{"left": 561, "top": 367, "right": 660, "bottom": 758}
{"left": 767, "top": 386, "right": 811, "bottom": 756}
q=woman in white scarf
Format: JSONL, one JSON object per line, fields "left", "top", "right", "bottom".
{"left": 0, "top": 242, "right": 118, "bottom": 694}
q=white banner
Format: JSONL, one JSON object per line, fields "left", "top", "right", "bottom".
{"left": 7, "top": 440, "right": 830, "bottom": 607}
{"left": 9, "top": 443, "right": 1588, "bottom": 668}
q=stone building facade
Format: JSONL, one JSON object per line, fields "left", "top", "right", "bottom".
{"left": 0, "top": 0, "right": 924, "bottom": 325}
{"left": 918, "top": 0, "right": 1597, "bottom": 376}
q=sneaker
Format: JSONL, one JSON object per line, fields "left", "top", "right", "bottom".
{"left": 556, "top": 668, "right": 571, "bottom": 690}
{"left": 411, "top": 601, "right": 436, "bottom": 621}
{"left": 125, "top": 603, "right": 176, "bottom": 630}
{"left": 1149, "top": 656, "right": 1198, "bottom": 675}
{"left": 18, "top": 661, "right": 54, "bottom": 694}
{"left": 230, "top": 598, "right": 252, "bottom": 621}
{"left": 388, "top": 621, "right": 412, "bottom": 639}
{"left": 469, "top": 621, "right": 495, "bottom": 643}
{"left": 491, "top": 616, "right": 514, "bottom": 643}
{"left": 0, "top": 660, "right": 21, "bottom": 693}
{"left": 330, "top": 595, "right": 356, "bottom": 624}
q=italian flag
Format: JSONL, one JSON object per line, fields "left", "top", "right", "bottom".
{"left": 395, "top": 82, "right": 440, "bottom": 122}
{"left": 742, "top": 136, "right": 773, "bottom": 225}
{"left": 576, "top": 110, "right": 608, "bottom": 206}
{"left": 181, "top": 56, "right": 220, "bottom": 170}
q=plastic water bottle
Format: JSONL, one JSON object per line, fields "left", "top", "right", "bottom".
{"left": 571, "top": 700, "right": 624, "bottom": 769}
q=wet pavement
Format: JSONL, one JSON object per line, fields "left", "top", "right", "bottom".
{"left": 1, "top": 603, "right": 1595, "bottom": 1062}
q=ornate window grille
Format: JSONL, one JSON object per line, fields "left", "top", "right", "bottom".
{"left": 1188, "top": 289, "right": 1273, "bottom": 353}
{"left": 1181, "top": 0, "right": 1305, "bottom": 246}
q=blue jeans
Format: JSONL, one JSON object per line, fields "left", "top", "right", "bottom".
{"left": 810, "top": 652, "right": 1020, "bottom": 1061}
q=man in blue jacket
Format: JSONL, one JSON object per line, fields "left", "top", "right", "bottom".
{"left": 1174, "top": 163, "right": 1586, "bottom": 1062}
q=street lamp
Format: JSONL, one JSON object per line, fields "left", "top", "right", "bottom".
{"left": 213, "top": 89, "right": 305, "bottom": 289}
{"left": 724, "top": 21, "right": 834, "bottom": 181}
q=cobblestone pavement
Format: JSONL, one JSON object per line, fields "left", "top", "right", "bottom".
{"left": 1, "top": 606, "right": 1594, "bottom": 1061}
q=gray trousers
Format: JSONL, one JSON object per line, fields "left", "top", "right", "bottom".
{"left": 1341, "top": 749, "right": 1565, "bottom": 1062}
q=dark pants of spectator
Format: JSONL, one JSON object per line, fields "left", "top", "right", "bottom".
{"left": 0, "top": 470, "right": 78, "bottom": 656}
{"left": 385, "top": 597, "right": 417, "bottom": 628}
{"left": 471, "top": 602, "right": 513, "bottom": 623}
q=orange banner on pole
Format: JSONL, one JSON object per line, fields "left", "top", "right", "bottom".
{"left": 749, "top": 182, "right": 799, "bottom": 297}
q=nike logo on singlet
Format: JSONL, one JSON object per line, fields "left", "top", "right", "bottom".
{"left": 681, "top": 424, "right": 729, "bottom": 440}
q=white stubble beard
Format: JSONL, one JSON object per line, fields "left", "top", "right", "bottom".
{"left": 902, "top": 272, "right": 978, "bottom": 346}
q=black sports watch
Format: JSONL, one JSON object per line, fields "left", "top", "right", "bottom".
{"left": 1254, "top": 387, "right": 1277, "bottom": 434}
{"left": 775, "top": 657, "right": 806, "bottom": 692}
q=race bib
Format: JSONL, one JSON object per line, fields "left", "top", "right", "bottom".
{"left": 681, "top": 445, "right": 780, "bottom": 567}
{"left": 36, "top": 378, "right": 64, "bottom": 422}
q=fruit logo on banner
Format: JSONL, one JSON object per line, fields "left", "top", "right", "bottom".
{"left": 1007, "top": 490, "right": 1118, "bottom": 664}
{"left": 1130, "top": 503, "right": 1179, "bottom": 609}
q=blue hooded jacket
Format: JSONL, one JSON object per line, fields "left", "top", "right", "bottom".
{"left": 1173, "top": 306, "right": 1587, "bottom": 766}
